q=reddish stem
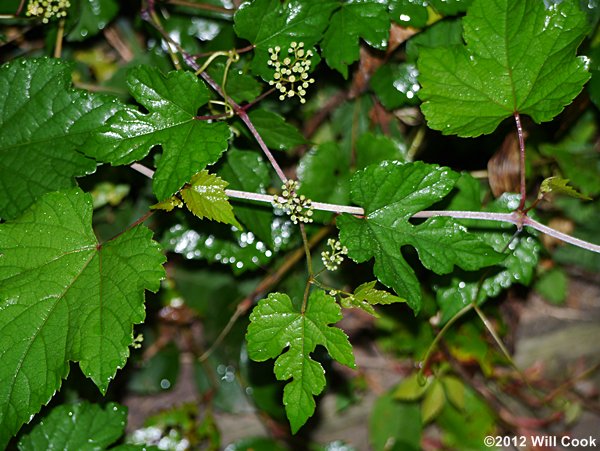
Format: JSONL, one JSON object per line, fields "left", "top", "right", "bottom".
{"left": 514, "top": 112, "right": 527, "bottom": 211}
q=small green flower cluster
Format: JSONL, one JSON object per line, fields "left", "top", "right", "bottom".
{"left": 321, "top": 239, "right": 348, "bottom": 271}
{"left": 26, "top": 0, "right": 70, "bottom": 23}
{"left": 267, "top": 42, "right": 315, "bottom": 104}
{"left": 272, "top": 180, "right": 314, "bottom": 225}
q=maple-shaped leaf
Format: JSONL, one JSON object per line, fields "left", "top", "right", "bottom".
{"left": 337, "top": 161, "right": 504, "bottom": 313}
{"left": 247, "top": 290, "right": 355, "bottom": 433}
{"left": 180, "top": 170, "right": 241, "bottom": 228}
{"left": 0, "top": 57, "right": 122, "bottom": 220}
{"left": 0, "top": 188, "right": 165, "bottom": 448}
{"left": 234, "top": 0, "right": 338, "bottom": 79}
{"left": 418, "top": 0, "right": 591, "bottom": 137}
{"left": 85, "top": 65, "right": 231, "bottom": 201}
{"left": 321, "top": 0, "right": 390, "bottom": 78}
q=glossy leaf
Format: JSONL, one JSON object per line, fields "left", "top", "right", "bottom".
{"left": 180, "top": 170, "right": 241, "bottom": 228}
{"left": 18, "top": 402, "right": 129, "bottom": 450}
{"left": 355, "top": 132, "right": 407, "bottom": 169}
{"left": 0, "top": 188, "right": 165, "bottom": 447}
{"left": 207, "top": 62, "right": 262, "bottom": 104}
{"left": 0, "top": 57, "right": 121, "bottom": 220}
{"left": 337, "top": 161, "right": 504, "bottom": 312}
{"left": 321, "top": 0, "right": 390, "bottom": 78}
{"left": 418, "top": 0, "right": 591, "bottom": 137}
{"left": 429, "top": 0, "right": 472, "bottom": 15}
{"left": 234, "top": 0, "right": 337, "bottom": 79}
{"left": 66, "top": 0, "right": 119, "bottom": 41}
{"left": 218, "top": 149, "right": 274, "bottom": 245}
{"left": 163, "top": 222, "right": 276, "bottom": 274}
{"left": 246, "top": 290, "right": 355, "bottom": 432}
{"left": 248, "top": 109, "right": 307, "bottom": 151}
{"left": 388, "top": 0, "right": 429, "bottom": 28}
{"left": 435, "top": 194, "right": 540, "bottom": 324}
{"left": 370, "top": 63, "right": 420, "bottom": 109}
{"left": 86, "top": 65, "right": 231, "bottom": 200}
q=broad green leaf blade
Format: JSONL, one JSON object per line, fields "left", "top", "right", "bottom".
{"left": 418, "top": 0, "right": 591, "bottom": 137}
{"left": 218, "top": 149, "right": 274, "bottom": 245}
{"left": 321, "top": 0, "right": 390, "bottom": 78}
{"left": 0, "top": 57, "right": 121, "bottom": 220}
{"left": 0, "top": 188, "right": 165, "bottom": 447}
{"left": 337, "top": 161, "right": 504, "bottom": 312}
{"left": 66, "top": 0, "right": 119, "bottom": 41}
{"left": 86, "top": 65, "right": 231, "bottom": 200}
{"left": 539, "top": 176, "right": 592, "bottom": 201}
{"left": 180, "top": 170, "right": 241, "bottom": 228}
{"left": 388, "top": 0, "right": 429, "bottom": 28}
{"left": 434, "top": 194, "right": 540, "bottom": 324}
{"left": 248, "top": 109, "right": 307, "bottom": 151}
{"left": 18, "top": 402, "right": 127, "bottom": 450}
{"left": 234, "top": 0, "right": 338, "bottom": 79}
{"left": 247, "top": 290, "right": 355, "bottom": 432}
{"left": 355, "top": 132, "right": 407, "bottom": 169}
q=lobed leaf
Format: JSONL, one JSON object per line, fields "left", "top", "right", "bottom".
{"left": 247, "top": 290, "right": 355, "bottom": 432}
{"left": 418, "top": 0, "right": 591, "bottom": 137}
{"left": 0, "top": 57, "right": 122, "bottom": 220}
{"left": 180, "top": 170, "right": 241, "bottom": 228}
{"left": 337, "top": 161, "right": 504, "bottom": 313}
{"left": 85, "top": 65, "right": 231, "bottom": 200}
{"left": 0, "top": 188, "right": 165, "bottom": 447}
{"left": 321, "top": 0, "right": 390, "bottom": 78}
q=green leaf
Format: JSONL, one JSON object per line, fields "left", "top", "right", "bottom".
{"left": 405, "top": 19, "right": 463, "bottom": 63}
{"left": 534, "top": 267, "right": 568, "bottom": 305}
{"left": 369, "top": 392, "right": 422, "bottom": 451}
{"left": 86, "top": 65, "right": 231, "bottom": 200}
{"left": 393, "top": 373, "right": 430, "bottom": 401}
{"left": 150, "top": 196, "right": 184, "bottom": 212}
{"left": 321, "top": 0, "right": 390, "bottom": 78}
{"left": 66, "top": 0, "right": 119, "bottom": 41}
{"left": 0, "top": 188, "right": 165, "bottom": 447}
{"left": 435, "top": 194, "right": 540, "bottom": 324}
{"left": 218, "top": 149, "right": 274, "bottom": 245}
{"left": 18, "top": 402, "right": 128, "bottom": 450}
{"left": 370, "top": 63, "right": 420, "bottom": 109}
{"left": 207, "top": 61, "right": 262, "bottom": 104}
{"left": 539, "top": 176, "right": 592, "bottom": 201}
{"left": 422, "top": 379, "right": 446, "bottom": 423}
{"left": 0, "top": 57, "right": 121, "bottom": 220}
{"left": 297, "top": 142, "right": 350, "bottom": 222}
{"left": 180, "top": 170, "right": 241, "bottom": 228}
{"left": 442, "top": 376, "right": 466, "bottom": 411}
{"left": 248, "top": 109, "right": 307, "bottom": 151}
{"left": 163, "top": 221, "right": 276, "bottom": 274}
{"left": 418, "top": 0, "right": 591, "bottom": 137}
{"left": 246, "top": 290, "right": 355, "bottom": 433}
{"left": 355, "top": 132, "right": 407, "bottom": 170}
{"left": 337, "top": 161, "right": 504, "bottom": 313}
{"left": 429, "top": 0, "right": 472, "bottom": 15}
{"left": 388, "top": 0, "right": 429, "bottom": 28}
{"left": 234, "top": 0, "right": 338, "bottom": 79}
{"left": 342, "top": 280, "right": 406, "bottom": 316}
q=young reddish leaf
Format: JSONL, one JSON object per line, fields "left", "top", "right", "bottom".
{"left": 246, "top": 290, "right": 355, "bottom": 433}
{"left": 0, "top": 188, "right": 165, "bottom": 448}
{"left": 419, "top": 0, "right": 590, "bottom": 137}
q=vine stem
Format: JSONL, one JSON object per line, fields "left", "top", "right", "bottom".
{"left": 129, "top": 163, "right": 600, "bottom": 254}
